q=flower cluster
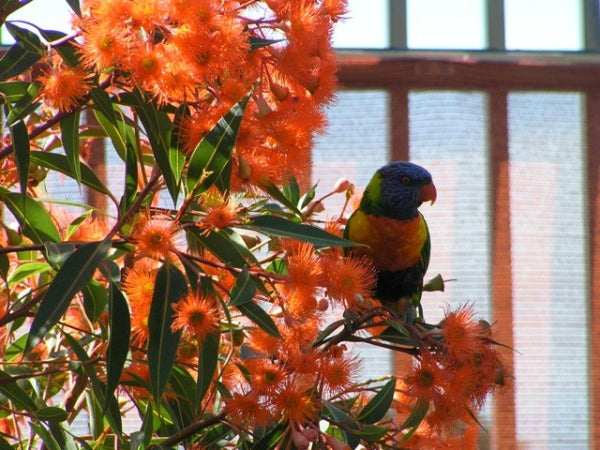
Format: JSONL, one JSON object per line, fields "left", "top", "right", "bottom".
{"left": 35, "top": 0, "right": 346, "bottom": 190}
{"left": 394, "top": 305, "right": 507, "bottom": 446}
{"left": 0, "top": 0, "right": 510, "bottom": 447}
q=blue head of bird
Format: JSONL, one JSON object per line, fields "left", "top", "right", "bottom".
{"left": 362, "top": 161, "right": 437, "bottom": 220}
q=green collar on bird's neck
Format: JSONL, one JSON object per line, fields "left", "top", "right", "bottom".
{"left": 360, "top": 172, "right": 386, "bottom": 216}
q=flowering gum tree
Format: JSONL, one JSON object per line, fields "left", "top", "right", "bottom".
{"left": 0, "top": 0, "right": 508, "bottom": 448}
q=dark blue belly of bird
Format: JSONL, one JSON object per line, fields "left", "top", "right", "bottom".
{"left": 376, "top": 266, "right": 424, "bottom": 321}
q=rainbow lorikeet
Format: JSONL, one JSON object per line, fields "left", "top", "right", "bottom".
{"left": 344, "top": 161, "right": 437, "bottom": 321}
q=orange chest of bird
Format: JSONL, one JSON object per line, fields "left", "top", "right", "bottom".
{"left": 346, "top": 210, "right": 428, "bottom": 272}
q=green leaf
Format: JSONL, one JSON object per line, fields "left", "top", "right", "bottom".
{"left": 229, "top": 266, "right": 256, "bottom": 306}
{"left": 249, "top": 36, "right": 283, "bottom": 50}
{"left": 376, "top": 325, "right": 417, "bottom": 347}
{"left": 186, "top": 93, "right": 250, "bottom": 194}
{"left": 30, "top": 423, "right": 61, "bottom": 450}
{"left": 43, "top": 242, "right": 76, "bottom": 267}
{"left": 103, "top": 282, "right": 130, "bottom": 414}
{"left": 169, "top": 103, "right": 188, "bottom": 190}
{"left": 37, "top": 29, "right": 79, "bottom": 67}
{"left": 400, "top": 398, "right": 429, "bottom": 440}
{"left": 5, "top": 82, "right": 41, "bottom": 126}
{"left": 166, "top": 366, "right": 197, "bottom": 428}
{"left": 5, "top": 22, "right": 44, "bottom": 53}
{"left": 132, "top": 89, "right": 180, "bottom": 203}
{"left": 0, "top": 80, "right": 29, "bottom": 103}
{"left": 247, "top": 215, "right": 358, "bottom": 249}
{"left": 187, "top": 228, "right": 255, "bottom": 268}
{"left": 323, "top": 401, "right": 360, "bottom": 449}
{"left": 196, "top": 331, "right": 219, "bottom": 405}
{"left": 147, "top": 264, "right": 188, "bottom": 401}
{"left": 423, "top": 273, "right": 445, "bottom": 292}
{"left": 64, "top": 334, "right": 123, "bottom": 437}
{"left": 236, "top": 301, "right": 280, "bottom": 338}
{"left": 91, "top": 88, "right": 117, "bottom": 125}
{"left": 30, "top": 151, "right": 112, "bottom": 196}
{"left": 0, "top": 252, "right": 9, "bottom": 281}
{"left": 9, "top": 119, "right": 30, "bottom": 198}
{"left": 260, "top": 181, "right": 303, "bottom": 217}
{"left": 4, "top": 335, "right": 28, "bottom": 361}
{"left": 65, "top": 0, "right": 82, "bottom": 16}
{"left": 282, "top": 177, "right": 300, "bottom": 207}
{"left": 0, "top": 370, "right": 38, "bottom": 411}
{"left": 349, "top": 424, "right": 389, "bottom": 443}
{"left": 7, "top": 261, "right": 52, "bottom": 285}
{"left": 0, "top": 188, "right": 61, "bottom": 244}
{"left": 0, "top": 43, "right": 42, "bottom": 81}
{"left": 59, "top": 110, "right": 82, "bottom": 183}
{"left": 121, "top": 137, "right": 138, "bottom": 213}
{"left": 82, "top": 279, "right": 108, "bottom": 323}
{"left": 27, "top": 240, "right": 111, "bottom": 350}
{"left": 357, "top": 379, "right": 396, "bottom": 424}
{"left": 249, "top": 422, "right": 286, "bottom": 450}
{"left": 35, "top": 406, "right": 69, "bottom": 422}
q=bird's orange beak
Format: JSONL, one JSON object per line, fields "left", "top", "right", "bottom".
{"left": 420, "top": 183, "right": 437, "bottom": 205}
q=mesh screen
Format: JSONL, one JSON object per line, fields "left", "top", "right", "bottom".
{"left": 313, "top": 89, "right": 590, "bottom": 448}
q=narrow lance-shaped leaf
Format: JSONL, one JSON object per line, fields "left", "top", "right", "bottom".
{"left": 63, "top": 334, "right": 122, "bottom": 437}
{"left": 30, "top": 151, "right": 113, "bottom": 197}
{"left": 103, "top": 282, "right": 130, "bottom": 414}
{"left": 0, "top": 188, "right": 61, "bottom": 244}
{"left": 0, "top": 81, "right": 30, "bottom": 103}
{"left": 5, "top": 23, "right": 44, "bottom": 53}
{"left": 37, "top": 28, "right": 79, "bottom": 67}
{"left": 147, "top": 264, "right": 188, "bottom": 401}
{"left": 0, "top": 45, "right": 41, "bottom": 82}
{"left": 132, "top": 89, "right": 180, "bottom": 203}
{"left": 400, "top": 398, "right": 429, "bottom": 442}
{"left": 121, "top": 137, "right": 138, "bottom": 213}
{"left": 229, "top": 266, "right": 256, "bottom": 306}
{"left": 187, "top": 228, "right": 255, "bottom": 269}
{"left": 26, "top": 240, "right": 111, "bottom": 351}
{"left": 0, "top": 370, "right": 38, "bottom": 411}
{"left": 59, "top": 110, "right": 82, "bottom": 183}
{"left": 186, "top": 92, "right": 251, "bottom": 194}
{"left": 357, "top": 378, "right": 397, "bottom": 424}
{"left": 196, "top": 331, "right": 219, "bottom": 405}
{"left": 5, "top": 82, "right": 41, "bottom": 126}
{"left": 247, "top": 215, "right": 359, "bottom": 249}
{"left": 237, "top": 301, "right": 280, "bottom": 338}
{"left": 9, "top": 119, "right": 30, "bottom": 199}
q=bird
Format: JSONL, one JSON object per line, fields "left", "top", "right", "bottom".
{"left": 344, "top": 161, "right": 437, "bottom": 321}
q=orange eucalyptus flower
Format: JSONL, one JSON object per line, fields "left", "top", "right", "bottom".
{"left": 123, "top": 264, "right": 157, "bottom": 346}
{"left": 171, "top": 292, "right": 220, "bottom": 343}
{"left": 439, "top": 304, "right": 483, "bottom": 364}
{"left": 37, "top": 56, "right": 92, "bottom": 112}
{"left": 224, "top": 389, "right": 271, "bottom": 428}
{"left": 133, "top": 215, "right": 182, "bottom": 260}
{"left": 322, "top": 254, "right": 376, "bottom": 307}
{"left": 284, "top": 242, "right": 322, "bottom": 298}
{"left": 270, "top": 378, "right": 317, "bottom": 424}
{"left": 198, "top": 187, "right": 240, "bottom": 233}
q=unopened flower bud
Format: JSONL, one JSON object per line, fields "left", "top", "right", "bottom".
{"left": 291, "top": 429, "right": 310, "bottom": 449}
{"left": 317, "top": 298, "right": 329, "bottom": 311}
{"left": 333, "top": 177, "right": 352, "bottom": 193}
{"left": 237, "top": 155, "right": 252, "bottom": 180}
{"left": 323, "top": 433, "right": 351, "bottom": 450}
{"left": 270, "top": 80, "right": 289, "bottom": 101}
{"left": 255, "top": 93, "right": 273, "bottom": 116}
{"left": 301, "top": 200, "right": 324, "bottom": 216}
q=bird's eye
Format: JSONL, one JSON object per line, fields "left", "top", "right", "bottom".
{"left": 400, "top": 176, "right": 411, "bottom": 185}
